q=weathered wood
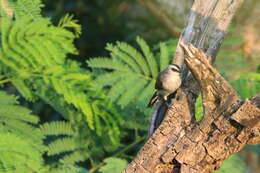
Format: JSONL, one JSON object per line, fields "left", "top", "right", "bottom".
{"left": 123, "top": 0, "right": 249, "bottom": 172}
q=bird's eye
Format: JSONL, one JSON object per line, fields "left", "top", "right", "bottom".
{"left": 171, "top": 68, "right": 180, "bottom": 72}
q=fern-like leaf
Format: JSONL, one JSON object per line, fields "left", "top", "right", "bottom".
{"left": 58, "top": 14, "right": 81, "bottom": 37}
{"left": 0, "top": 13, "right": 122, "bottom": 141}
{"left": 47, "top": 137, "right": 78, "bottom": 156}
{"left": 0, "top": 91, "right": 46, "bottom": 172}
{"left": 60, "top": 151, "right": 87, "bottom": 165}
{"left": 0, "top": 91, "right": 45, "bottom": 152}
{"left": 40, "top": 121, "right": 74, "bottom": 136}
{"left": 9, "top": 0, "right": 44, "bottom": 19}
{"left": 136, "top": 36, "right": 158, "bottom": 77}
{"left": 0, "top": 133, "right": 44, "bottom": 172}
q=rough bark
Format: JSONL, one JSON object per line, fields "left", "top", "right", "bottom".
{"left": 122, "top": 0, "right": 260, "bottom": 173}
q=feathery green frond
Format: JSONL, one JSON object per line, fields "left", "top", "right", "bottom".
{"left": 47, "top": 137, "right": 78, "bottom": 156}
{"left": 159, "top": 42, "right": 170, "bottom": 71}
{"left": 117, "top": 78, "right": 148, "bottom": 107}
{"left": 88, "top": 37, "right": 177, "bottom": 109}
{"left": 106, "top": 43, "right": 142, "bottom": 73}
{"left": 0, "top": 10, "right": 122, "bottom": 143}
{"left": 0, "top": 91, "right": 44, "bottom": 149}
{"left": 107, "top": 75, "right": 137, "bottom": 102}
{"left": 0, "top": 133, "right": 44, "bottom": 173}
{"left": 0, "top": 91, "right": 46, "bottom": 172}
{"left": 88, "top": 57, "right": 132, "bottom": 72}
{"left": 0, "top": 104, "right": 38, "bottom": 123}
{"left": 94, "top": 71, "right": 126, "bottom": 86}
{"left": 0, "top": 90, "right": 18, "bottom": 104}
{"left": 136, "top": 36, "right": 158, "bottom": 77}
{"left": 58, "top": 14, "right": 82, "bottom": 37}
{"left": 60, "top": 151, "right": 87, "bottom": 165}
{"left": 136, "top": 80, "right": 155, "bottom": 108}
{"left": 116, "top": 41, "right": 150, "bottom": 76}
{"left": 8, "top": 0, "right": 44, "bottom": 19}
{"left": 40, "top": 121, "right": 74, "bottom": 136}
{"left": 11, "top": 79, "right": 36, "bottom": 101}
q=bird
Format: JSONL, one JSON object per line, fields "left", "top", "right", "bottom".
{"left": 147, "top": 64, "right": 182, "bottom": 107}
{"left": 147, "top": 64, "right": 182, "bottom": 136}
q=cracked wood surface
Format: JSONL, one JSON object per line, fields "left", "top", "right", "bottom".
{"left": 122, "top": 0, "right": 260, "bottom": 173}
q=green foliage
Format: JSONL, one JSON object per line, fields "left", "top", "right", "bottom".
{"left": 0, "top": 90, "right": 45, "bottom": 172}
{"left": 8, "top": 0, "right": 44, "bottom": 19}
{"left": 0, "top": 1, "right": 126, "bottom": 172}
{"left": 87, "top": 37, "right": 176, "bottom": 110}
{"left": 231, "top": 73, "right": 260, "bottom": 99}
{"left": 98, "top": 157, "right": 128, "bottom": 173}
{"left": 214, "top": 154, "right": 248, "bottom": 173}
{"left": 0, "top": 90, "right": 89, "bottom": 173}
{"left": 58, "top": 14, "right": 82, "bottom": 37}
{"left": 40, "top": 121, "right": 74, "bottom": 136}
{"left": 41, "top": 121, "right": 89, "bottom": 169}
{"left": 0, "top": 133, "right": 44, "bottom": 173}
{"left": 0, "top": 0, "right": 122, "bottom": 145}
{"left": 0, "top": 90, "right": 45, "bottom": 153}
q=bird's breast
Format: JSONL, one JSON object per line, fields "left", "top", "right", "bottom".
{"left": 163, "top": 73, "right": 181, "bottom": 92}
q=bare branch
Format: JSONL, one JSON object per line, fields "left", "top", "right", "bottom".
{"left": 181, "top": 43, "right": 239, "bottom": 112}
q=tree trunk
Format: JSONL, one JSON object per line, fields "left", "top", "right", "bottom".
{"left": 123, "top": 0, "right": 260, "bottom": 172}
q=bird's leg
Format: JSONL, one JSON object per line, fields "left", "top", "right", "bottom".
{"left": 163, "top": 95, "right": 168, "bottom": 102}
{"left": 165, "top": 91, "right": 178, "bottom": 107}
{"left": 163, "top": 95, "right": 170, "bottom": 107}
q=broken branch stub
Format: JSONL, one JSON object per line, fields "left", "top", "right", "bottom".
{"left": 181, "top": 43, "right": 240, "bottom": 114}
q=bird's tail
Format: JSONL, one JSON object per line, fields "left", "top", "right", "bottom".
{"left": 147, "top": 92, "right": 158, "bottom": 107}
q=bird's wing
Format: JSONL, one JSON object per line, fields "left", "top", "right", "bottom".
{"left": 155, "top": 71, "right": 163, "bottom": 90}
{"left": 147, "top": 92, "right": 158, "bottom": 107}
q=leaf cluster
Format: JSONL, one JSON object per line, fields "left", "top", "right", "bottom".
{"left": 88, "top": 37, "right": 176, "bottom": 110}
{"left": 0, "top": 0, "right": 124, "bottom": 171}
